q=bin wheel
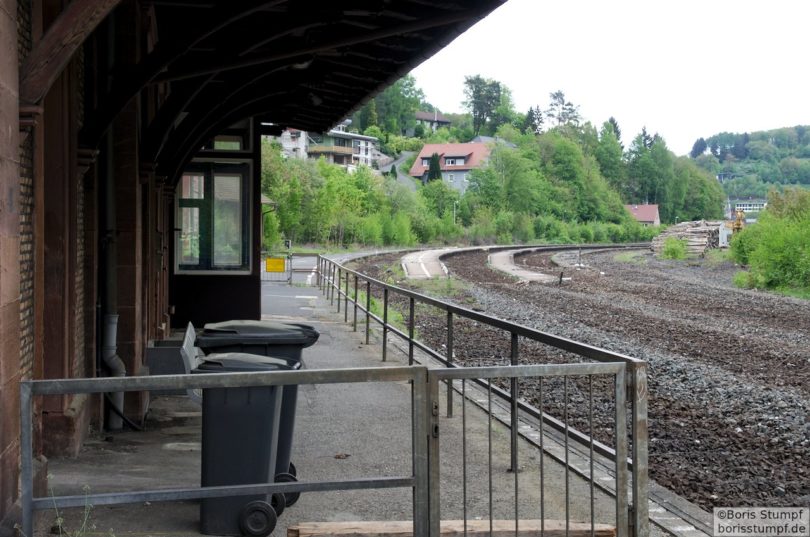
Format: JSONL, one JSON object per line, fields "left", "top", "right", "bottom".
{"left": 288, "top": 461, "right": 297, "bottom": 477}
{"left": 270, "top": 492, "right": 285, "bottom": 517}
{"left": 238, "top": 500, "right": 276, "bottom": 537}
{"left": 274, "top": 472, "right": 300, "bottom": 507}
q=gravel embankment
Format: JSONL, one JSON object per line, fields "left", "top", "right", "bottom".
{"left": 352, "top": 248, "right": 810, "bottom": 511}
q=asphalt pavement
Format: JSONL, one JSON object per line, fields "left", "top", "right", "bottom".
{"left": 35, "top": 267, "right": 699, "bottom": 537}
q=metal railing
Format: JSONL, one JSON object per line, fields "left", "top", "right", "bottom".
{"left": 318, "top": 252, "right": 649, "bottom": 537}
{"left": 19, "top": 367, "right": 430, "bottom": 537}
{"left": 427, "top": 363, "right": 629, "bottom": 537}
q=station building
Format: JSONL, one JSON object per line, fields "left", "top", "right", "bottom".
{"left": 0, "top": 0, "right": 503, "bottom": 528}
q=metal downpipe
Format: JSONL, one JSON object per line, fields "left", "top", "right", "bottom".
{"left": 99, "top": 12, "right": 126, "bottom": 430}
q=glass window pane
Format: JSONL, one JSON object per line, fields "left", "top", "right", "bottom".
{"left": 181, "top": 174, "right": 204, "bottom": 199}
{"left": 213, "top": 175, "right": 242, "bottom": 266}
{"left": 213, "top": 136, "right": 242, "bottom": 151}
{"left": 179, "top": 207, "right": 200, "bottom": 264}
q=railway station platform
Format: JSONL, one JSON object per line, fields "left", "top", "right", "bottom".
{"left": 34, "top": 278, "right": 709, "bottom": 537}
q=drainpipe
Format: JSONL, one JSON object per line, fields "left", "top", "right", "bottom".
{"left": 98, "top": 14, "right": 126, "bottom": 431}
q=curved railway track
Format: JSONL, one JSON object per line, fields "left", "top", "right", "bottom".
{"left": 350, "top": 245, "right": 809, "bottom": 515}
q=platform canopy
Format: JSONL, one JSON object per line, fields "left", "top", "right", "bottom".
{"left": 70, "top": 0, "right": 506, "bottom": 183}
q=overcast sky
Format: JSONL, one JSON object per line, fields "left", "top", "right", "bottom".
{"left": 410, "top": 0, "right": 810, "bottom": 155}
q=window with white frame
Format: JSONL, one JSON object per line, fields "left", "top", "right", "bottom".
{"left": 176, "top": 161, "right": 251, "bottom": 274}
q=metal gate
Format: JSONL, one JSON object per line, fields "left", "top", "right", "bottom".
{"left": 426, "top": 363, "right": 630, "bottom": 536}
{"left": 261, "top": 255, "right": 291, "bottom": 282}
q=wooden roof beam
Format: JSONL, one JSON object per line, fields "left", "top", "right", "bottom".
{"left": 154, "top": 7, "right": 490, "bottom": 82}
{"left": 20, "top": 0, "right": 122, "bottom": 104}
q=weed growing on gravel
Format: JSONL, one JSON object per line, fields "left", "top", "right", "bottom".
{"left": 660, "top": 237, "right": 687, "bottom": 260}
{"left": 614, "top": 251, "right": 647, "bottom": 265}
{"left": 703, "top": 248, "right": 732, "bottom": 267}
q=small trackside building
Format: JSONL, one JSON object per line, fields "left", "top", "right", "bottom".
{"left": 625, "top": 204, "right": 661, "bottom": 226}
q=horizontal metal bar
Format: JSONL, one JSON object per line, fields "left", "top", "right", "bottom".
{"left": 25, "top": 366, "right": 425, "bottom": 395}
{"left": 34, "top": 477, "right": 414, "bottom": 509}
{"left": 431, "top": 362, "right": 623, "bottom": 380}
{"left": 322, "top": 249, "right": 644, "bottom": 365}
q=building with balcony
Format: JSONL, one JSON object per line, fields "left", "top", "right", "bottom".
{"left": 308, "top": 124, "right": 379, "bottom": 170}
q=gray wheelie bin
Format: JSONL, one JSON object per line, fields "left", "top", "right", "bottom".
{"left": 195, "top": 320, "right": 319, "bottom": 507}
{"left": 195, "top": 353, "right": 294, "bottom": 537}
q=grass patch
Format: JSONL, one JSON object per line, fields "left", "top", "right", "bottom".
{"left": 406, "top": 274, "right": 469, "bottom": 298}
{"left": 733, "top": 269, "right": 810, "bottom": 299}
{"left": 659, "top": 237, "right": 688, "bottom": 260}
{"left": 613, "top": 251, "right": 647, "bottom": 265}
{"left": 353, "top": 289, "right": 407, "bottom": 331}
{"left": 703, "top": 248, "right": 732, "bottom": 267}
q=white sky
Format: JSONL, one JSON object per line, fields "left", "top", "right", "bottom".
{"left": 410, "top": 0, "right": 810, "bottom": 155}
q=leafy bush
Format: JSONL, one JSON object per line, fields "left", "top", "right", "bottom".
{"left": 730, "top": 188, "right": 810, "bottom": 293}
{"left": 660, "top": 237, "right": 687, "bottom": 260}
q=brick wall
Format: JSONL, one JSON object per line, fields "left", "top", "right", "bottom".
{"left": 1, "top": 0, "right": 23, "bottom": 526}
{"left": 19, "top": 136, "right": 33, "bottom": 379}
{"left": 73, "top": 158, "right": 87, "bottom": 378}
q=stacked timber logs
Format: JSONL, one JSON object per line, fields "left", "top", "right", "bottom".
{"left": 651, "top": 220, "right": 724, "bottom": 256}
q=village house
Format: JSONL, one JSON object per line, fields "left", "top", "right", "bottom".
{"left": 625, "top": 204, "right": 661, "bottom": 226}
{"left": 409, "top": 142, "right": 491, "bottom": 194}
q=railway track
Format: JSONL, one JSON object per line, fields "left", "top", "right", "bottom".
{"left": 348, "top": 244, "right": 809, "bottom": 524}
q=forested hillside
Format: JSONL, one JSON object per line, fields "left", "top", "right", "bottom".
{"left": 689, "top": 126, "right": 810, "bottom": 198}
{"left": 262, "top": 75, "right": 726, "bottom": 249}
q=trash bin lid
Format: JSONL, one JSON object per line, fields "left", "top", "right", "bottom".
{"left": 199, "top": 320, "right": 319, "bottom": 348}
{"left": 195, "top": 352, "right": 298, "bottom": 372}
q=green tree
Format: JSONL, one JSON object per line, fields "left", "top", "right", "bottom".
{"left": 355, "top": 74, "right": 425, "bottom": 137}
{"left": 427, "top": 153, "right": 442, "bottom": 182}
{"left": 545, "top": 90, "right": 581, "bottom": 127}
{"left": 522, "top": 106, "right": 544, "bottom": 134}
{"left": 607, "top": 117, "right": 623, "bottom": 148}
{"left": 595, "top": 120, "right": 625, "bottom": 190}
{"left": 491, "top": 85, "right": 519, "bottom": 132}
{"left": 357, "top": 99, "right": 378, "bottom": 131}
{"left": 419, "top": 179, "right": 459, "bottom": 218}
{"left": 690, "top": 137, "right": 708, "bottom": 158}
{"left": 463, "top": 75, "right": 501, "bottom": 136}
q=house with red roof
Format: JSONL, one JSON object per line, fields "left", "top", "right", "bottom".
{"left": 625, "top": 204, "right": 661, "bottom": 226}
{"left": 409, "top": 142, "right": 491, "bottom": 193}
{"left": 415, "top": 110, "right": 451, "bottom": 132}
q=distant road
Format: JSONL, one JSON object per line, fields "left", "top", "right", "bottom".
{"left": 379, "top": 151, "right": 419, "bottom": 192}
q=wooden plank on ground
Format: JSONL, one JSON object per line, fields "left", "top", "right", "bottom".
{"left": 288, "top": 520, "right": 616, "bottom": 537}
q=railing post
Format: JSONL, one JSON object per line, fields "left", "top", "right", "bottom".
{"left": 426, "top": 371, "right": 441, "bottom": 537}
{"left": 20, "top": 382, "right": 34, "bottom": 537}
{"left": 615, "top": 366, "right": 630, "bottom": 537}
{"left": 509, "top": 332, "right": 519, "bottom": 473}
{"left": 336, "top": 268, "right": 341, "bottom": 312}
{"left": 353, "top": 274, "right": 358, "bottom": 331}
{"left": 365, "top": 280, "right": 371, "bottom": 345}
{"left": 382, "top": 288, "right": 389, "bottom": 362}
{"left": 631, "top": 362, "right": 649, "bottom": 537}
{"left": 414, "top": 369, "right": 433, "bottom": 537}
{"left": 317, "top": 257, "right": 322, "bottom": 289}
{"left": 408, "top": 297, "right": 415, "bottom": 365}
{"left": 344, "top": 271, "right": 349, "bottom": 323}
{"left": 327, "top": 263, "right": 335, "bottom": 306}
{"left": 446, "top": 311, "right": 454, "bottom": 418}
